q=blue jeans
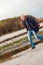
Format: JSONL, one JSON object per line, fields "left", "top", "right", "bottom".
{"left": 28, "top": 30, "right": 43, "bottom": 48}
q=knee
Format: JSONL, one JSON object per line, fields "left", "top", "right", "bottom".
{"left": 35, "top": 35, "right": 38, "bottom": 39}
{"left": 36, "top": 35, "right": 39, "bottom": 39}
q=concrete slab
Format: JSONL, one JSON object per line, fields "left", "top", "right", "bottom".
{"left": 0, "top": 42, "right": 43, "bottom": 65}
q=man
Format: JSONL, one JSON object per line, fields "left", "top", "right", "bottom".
{"left": 20, "top": 15, "right": 43, "bottom": 49}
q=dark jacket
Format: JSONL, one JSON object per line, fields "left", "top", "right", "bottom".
{"left": 22, "top": 15, "right": 39, "bottom": 33}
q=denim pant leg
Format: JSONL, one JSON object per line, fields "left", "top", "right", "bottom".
{"left": 37, "top": 36, "right": 43, "bottom": 40}
{"left": 32, "top": 30, "right": 43, "bottom": 40}
{"left": 28, "top": 31, "right": 35, "bottom": 48}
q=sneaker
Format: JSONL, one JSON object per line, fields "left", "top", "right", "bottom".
{"left": 34, "top": 43, "right": 36, "bottom": 45}
{"left": 32, "top": 47, "right": 35, "bottom": 49}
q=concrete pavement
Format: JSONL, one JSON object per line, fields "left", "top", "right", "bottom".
{"left": 0, "top": 42, "right": 43, "bottom": 65}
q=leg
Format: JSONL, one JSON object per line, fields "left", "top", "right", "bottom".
{"left": 37, "top": 35, "right": 43, "bottom": 40}
{"left": 32, "top": 30, "right": 43, "bottom": 40}
{"left": 28, "top": 30, "right": 35, "bottom": 48}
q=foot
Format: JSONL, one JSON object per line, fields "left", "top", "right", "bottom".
{"left": 32, "top": 47, "right": 35, "bottom": 49}
{"left": 34, "top": 43, "right": 36, "bottom": 45}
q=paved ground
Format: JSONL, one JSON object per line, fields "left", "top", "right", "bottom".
{"left": 0, "top": 42, "right": 43, "bottom": 65}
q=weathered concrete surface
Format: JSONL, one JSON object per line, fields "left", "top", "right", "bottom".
{"left": 0, "top": 42, "right": 43, "bottom": 65}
